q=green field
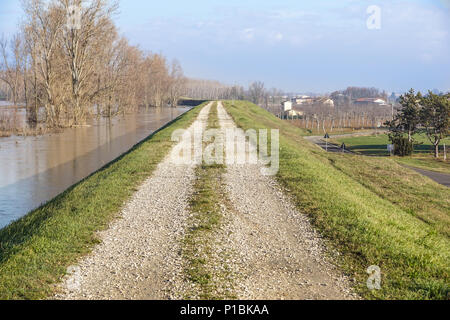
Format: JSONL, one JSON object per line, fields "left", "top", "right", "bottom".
{"left": 0, "top": 103, "right": 206, "bottom": 300}
{"left": 332, "top": 133, "right": 450, "bottom": 156}
{"left": 223, "top": 100, "right": 449, "bottom": 300}
{"left": 330, "top": 134, "right": 450, "bottom": 173}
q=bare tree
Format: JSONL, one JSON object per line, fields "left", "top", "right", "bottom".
{"left": 0, "top": 33, "right": 25, "bottom": 106}
{"left": 168, "top": 59, "right": 186, "bottom": 107}
{"left": 58, "top": 0, "right": 118, "bottom": 124}
{"left": 22, "top": 0, "right": 66, "bottom": 126}
{"left": 2, "top": 0, "right": 191, "bottom": 132}
{"left": 248, "top": 81, "right": 265, "bottom": 105}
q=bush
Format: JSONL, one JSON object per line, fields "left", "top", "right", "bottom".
{"left": 390, "top": 135, "right": 414, "bottom": 156}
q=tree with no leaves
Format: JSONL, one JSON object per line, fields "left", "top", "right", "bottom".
{"left": 22, "top": 0, "right": 66, "bottom": 127}
{"left": 0, "top": 34, "right": 25, "bottom": 107}
{"left": 168, "top": 59, "right": 186, "bottom": 108}
{"left": 248, "top": 81, "right": 265, "bottom": 105}
{"left": 59, "top": 0, "right": 118, "bottom": 124}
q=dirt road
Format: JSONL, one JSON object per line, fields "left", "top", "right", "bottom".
{"left": 54, "top": 101, "right": 356, "bottom": 300}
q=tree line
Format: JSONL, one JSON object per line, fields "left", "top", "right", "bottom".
{"left": 289, "top": 104, "right": 393, "bottom": 134}
{"left": 281, "top": 86, "right": 393, "bottom": 133}
{"left": 0, "top": 0, "right": 187, "bottom": 129}
{"left": 331, "top": 86, "right": 388, "bottom": 103}
{"left": 182, "top": 79, "right": 285, "bottom": 112}
{"left": 386, "top": 89, "right": 450, "bottom": 158}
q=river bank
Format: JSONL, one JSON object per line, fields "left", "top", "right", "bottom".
{"left": 0, "top": 103, "right": 204, "bottom": 299}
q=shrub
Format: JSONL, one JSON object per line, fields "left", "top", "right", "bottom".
{"left": 390, "top": 135, "right": 414, "bottom": 156}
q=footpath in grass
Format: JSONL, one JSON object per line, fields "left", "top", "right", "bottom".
{"left": 0, "top": 103, "right": 207, "bottom": 300}
{"left": 223, "top": 100, "right": 449, "bottom": 300}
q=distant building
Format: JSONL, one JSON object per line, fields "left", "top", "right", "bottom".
{"left": 282, "top": 109, "right": 303, "bottom": 119}
{"left": 281, "top": 101, "right": 305, "bottom": 118}
{"left": 293, "top": 97, "right": 334, "bottom": 107}
{"left": 354, "top": 98, "right": 388, "bottom": 106}
{"left": 294, "top": 97, "right": 313, "bottom": 105}
{"left": 282, "top": 101, "right": 292, "bottom": 111}
{"left": 287, "top": 109, "right": 303, "bottom": 117}
{"left": 319, "top": 98, "right": 335, "bottom": 107}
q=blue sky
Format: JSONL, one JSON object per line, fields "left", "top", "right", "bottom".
{"left": 1, "top": 0, "right": 449, "bottom": 93}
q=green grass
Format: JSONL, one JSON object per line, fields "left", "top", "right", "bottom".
{"left": 301, "top": 128, "right": 378, "bottom": 137}
{"left": 223, "top": 100, "right": 450, "bottom": 300}
{"left": 331, "top": 134, "right": 450, "bottom": 174}
{"left": 182, "top": 102, "right": 235, "bottom": 300}
{"left": 333, "top": 133, "right": 450, "bottom": 156}
{"left": 391, "top": 156, "right": 450, "bottom": 174}
{"left": 0, "top": 103, "right": 207, "bottom": 300}
{"left": 182, "top": 163, "right": 231, "bottom": 300}
{"left": 331, "top": 134, "right": 391, "bottom": 156}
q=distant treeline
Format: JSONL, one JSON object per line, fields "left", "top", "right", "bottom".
{"left": 330, "top": 87, "right": 389, "bottom": 107}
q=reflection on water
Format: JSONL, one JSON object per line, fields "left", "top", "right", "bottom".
{"left": 0, "top": 107, "right": 189, "bottom": 229}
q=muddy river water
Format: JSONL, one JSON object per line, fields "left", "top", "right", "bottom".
{"left": 0, "top": 106, "right": 189, "bottom": 229}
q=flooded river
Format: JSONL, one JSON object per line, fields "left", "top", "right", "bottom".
{"left": 0, "top": 106, "right": 189, "bottom": 229}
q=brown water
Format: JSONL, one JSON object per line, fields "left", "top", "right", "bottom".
{"left": 0, "top": 107, "right": 189, "bottom": 229}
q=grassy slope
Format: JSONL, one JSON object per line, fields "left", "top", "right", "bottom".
{"left": 223, "top": 100, "right": 449, "bottom": 300}
{"left": 391, "top": 157, "right": 449, "bottom": 175}
{"left": 0, "top": 103, "right": 206, "bottom": 300}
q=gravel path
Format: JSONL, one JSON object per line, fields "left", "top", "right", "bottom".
{"left": 54, "top": 103, "right": 212, "bottom": 300}
{"left": 54, "top": 101, "right": 357, "bottom": 300}
{"left": 216, "top": 102, "right": 357, "bottom": 300}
